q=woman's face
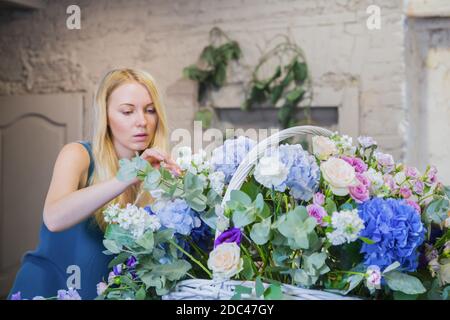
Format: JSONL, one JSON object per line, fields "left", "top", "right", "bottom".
{"left": 107, "top": 82, "right": 158, "bottom": 159}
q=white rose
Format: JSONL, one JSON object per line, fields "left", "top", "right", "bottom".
{"left": 254, "top": 156, "right": 288, "bottom": 189}
{"left": 320, "top": 157, "right": 357, "bottom": 196}
{"left": 312, "top": 136, "right": 338, "bottom": 160}
{"left": 207, "top": 242, "right": 243, "bottom": 279}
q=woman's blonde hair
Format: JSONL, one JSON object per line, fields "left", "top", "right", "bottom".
{"left": 90, "top": 68, "right": 168, "bottom": 231}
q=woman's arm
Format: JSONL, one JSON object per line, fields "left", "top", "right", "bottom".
{"left": 43, "top": 143, "right": 139, "bottom": 232}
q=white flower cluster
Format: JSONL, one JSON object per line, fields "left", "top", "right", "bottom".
{"left": 176, "top": 147, "right": 210, "bottom": 174}
{"left": 175, "top": 146, "right": 225, "bottom": 195}
{"left": 104, "top": 203, "right": 161, "bottom": 238}
{"left": 364, "top": 168, "right": 384, "bottom": 195}
{"left": 327, "top": 209, "right": 365, "bottom": 246}
{"left": 332, "top": 133, "right": 356, "bottom": 155}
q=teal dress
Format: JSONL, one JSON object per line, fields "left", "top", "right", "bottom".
{"left": 8, "top": 141, "right": 111, "bottom": 300}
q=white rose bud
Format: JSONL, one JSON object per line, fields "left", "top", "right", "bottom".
{"left": 312, "top": 136, "right": 338, "bottom": 160}
{"left": 320, "top": 157, "right": 358, "bottom": 196}
{"left": 254, "top": 156, "right": 288, "bottom": 189}
{"left": 207, "top": 242, "right": 243, "bottom": 279}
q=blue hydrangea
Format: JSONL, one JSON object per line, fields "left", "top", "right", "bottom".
{"left": 176, "top": 219, "right": 213, "bottom": 258}
{"left": 358, "top": 198, "right": 425, "bottom": 272}
{"left": 267, "top": 144, "right": 320, "bottom": 201}
{"left": 153, "top": 199, "right": 201, "bottom": 235}
{"left": 210, "top": 136, "right": 256, "bottom": 183}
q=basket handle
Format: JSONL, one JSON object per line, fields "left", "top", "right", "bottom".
{"left": 220, "top": 125, "right": 333, "bottom": 208}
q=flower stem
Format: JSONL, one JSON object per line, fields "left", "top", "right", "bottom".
{"left": 169, "top": 239, "right": 212, "bottom": 278}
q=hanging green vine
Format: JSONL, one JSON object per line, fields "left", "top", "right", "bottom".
{"left": 183, "top": 27, "right": 242, "bottom": 106}
{"left": 242, "top": 37, "right": 312, "bottom": 129}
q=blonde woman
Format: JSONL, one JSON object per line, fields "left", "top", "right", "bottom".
{"left": 8, "top": 68, "right": 180, "bottom": 300}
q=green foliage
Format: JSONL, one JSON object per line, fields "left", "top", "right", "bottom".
{"left": 384, "top": 271, "right": 427, "bottom": 295}
{"left": 276, "top": 206, "right": 318, "bottom": 250}
{"left": 242, "top": 39, "right": 311, "bottom": 129}
{"left": 183, "top": 27, "right": 242, "bottom": 129}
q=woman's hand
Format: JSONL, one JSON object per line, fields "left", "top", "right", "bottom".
{"left": 140, "top": 148, "right": 181, "bottom": 176}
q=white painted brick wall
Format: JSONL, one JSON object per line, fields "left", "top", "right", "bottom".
{"left": 0, "top": 0, "right": 406, "bottom": 160}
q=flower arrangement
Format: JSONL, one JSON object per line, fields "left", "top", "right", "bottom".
{"left": 96, "top": 138, "right": 256, "bottom": 300}
{"left": 97, "top": 130, "right": 450, "bottom": 300}
{"left": 10, "top": 288, "right": 82, "bottom": 300}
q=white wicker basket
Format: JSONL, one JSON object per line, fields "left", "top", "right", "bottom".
{"left": 163, "top": 126, "right": 357, "bottom": 300}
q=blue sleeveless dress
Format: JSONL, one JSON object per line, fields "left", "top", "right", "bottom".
{"left": 8, "top": 141, "right": 112, "bottom": 300}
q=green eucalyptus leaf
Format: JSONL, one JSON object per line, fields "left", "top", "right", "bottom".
{"left": 136, "top": 231, "right": 154, "bottom": 251}
{"left": 383, "top": 261, "right": 401, "bottom": 274}
{"left": 264, "top": 284, "right": 283, "bottom": 300}
{"left": 255, "top": 277, "right": 265, "bottom": 297}
{"left": 150, "top": 260, "right": 192, "bottom": 281}
{"left": 116, "top": 158, "right": 138, "bottom": 182}
{"left": 107, "top": 252, "right": 131, "bottom": 269}
{"left": 384, "top": 271, "right": 426, "bottom": 295}
{"left": 105, "top": 224, "right": 135, "bottom": 247}
{"left": 250, "top": 217, "right": 272, "bottom": 245}
{"left": 135, "top": 286, "right": 147, "bottom": 300}
{"left": 229, "top": 190, "right": 252, "bottom": 206}
{"left": 232, "top": 207, "right": 257, "bottom": 228}
{"left": 103, "top": 239, "right": 122, "bottom": 254}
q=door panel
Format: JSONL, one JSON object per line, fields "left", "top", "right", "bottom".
{"left": 0, "top": 93, "right": 83, "bottom": 297}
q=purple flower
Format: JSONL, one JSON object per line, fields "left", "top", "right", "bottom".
{"left": 144, "top": 205, "right": 155, "bottom": 215}
{"left": 427, "top": 166, "right": 438, "bottom": 184}
{"left": 358, "top": 136, "right": 377, "bottom": 148}
{"left": 306, "top": 204, "right": 328, "bottom": 226}
{"left": 349, "top": 173, "right": 370, "bottom": 203}
{"left": 313, "top": 192, "right": 325, "bottom": 206}
{"left": 214, "top": 227, "right": 242, "bottom": 248}
{"left": 130, "top": 270, "right": 138, "bottom": 280}
{"left": 405, "top": 166, "right": 419, "bottom": 178}
{"left": 57, "top": 288, "right": 81, "bottom": 300}
{"left": 341, "top": 156, "right": 368, "bottom": 173}
{"left": 384, "top": 174, "right": 396, "bottom": 191}
{"left": 405, "top": 199, "right": 421, "bottom": 214}
{"left": 413, "top": 180, "right": 424, "bottom": 195}
{"left": 356, "top": 173, "right": 371, "bottom": 188}
{"left": 349, "top": 184, "right": 370, "bottom": 203}
{"left": 113, "top": 264, "right": 123, "bottom": 276}
{"left": 399, "top": 187, "right": 412, "bottom": 199}
{"left": 126, "top": 256, "right": 137, "bottom": 268}
{"left": 375, "top": 152, "right": 395, "bottom": 173}
{"left": 11, "top": 292, "right": 21, "bottom": 300}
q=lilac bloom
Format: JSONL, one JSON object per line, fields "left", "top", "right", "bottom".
{"left": 214, "top": 227, "right": 242, "bottom": 248}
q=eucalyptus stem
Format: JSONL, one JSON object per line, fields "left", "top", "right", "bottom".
{"left": 333, "top": 270, "right": 366, "bottom": 277}
{"left": 169, "top": 239, "right": 212, "bottom": 278}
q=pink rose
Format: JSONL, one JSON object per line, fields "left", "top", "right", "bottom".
{"left": 356, "top": 173, "right": 371, "bottom": 188}
{"left": 413, "top": 180, "right": 424, "bottom": 195}
{"left": 306, "top": 204, "right": 328, "bottom": 226}
{"left": 313, "top": 192, "right": 325, "bottom": 206}
{"left": 349, "top": 184, "right": 370, "bottom": 203}
{"left": 341, "top": 156, "right": 368, "bottom": 174}
{"left": 400, "top": 187, "right": 412, "bottom": 199}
